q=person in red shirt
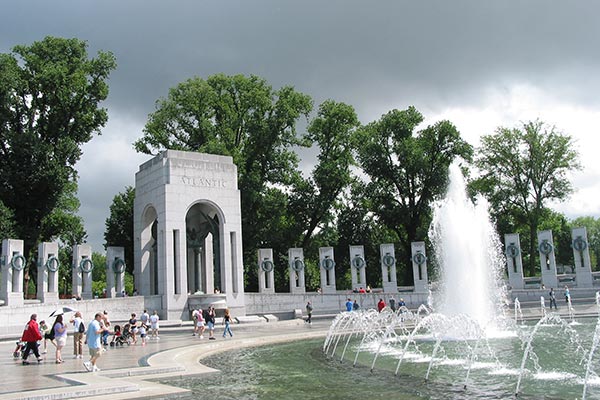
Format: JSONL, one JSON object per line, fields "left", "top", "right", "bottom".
{"left": 377, "top": 298, "right": 386, "bottom": 313}
{"left": 21, "top": 314, "right": 43, "bottom": 364}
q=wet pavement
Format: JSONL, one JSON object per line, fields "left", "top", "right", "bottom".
{"left": 0, "top": 318, "right": 330, "bottom": 399}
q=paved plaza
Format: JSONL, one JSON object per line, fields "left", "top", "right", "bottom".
{"left": 0, "top": 318, "right": 331, "bottom": 400}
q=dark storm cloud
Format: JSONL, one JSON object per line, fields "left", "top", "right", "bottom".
{"left": 3, "top": 1, "right": 600, "bottom": 121}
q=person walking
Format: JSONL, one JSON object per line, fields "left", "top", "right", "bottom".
{"left": 138, "top": 324, "right": 148, "bottom": 346}
{"left": 149, "top": 310, "right": 160, "bottom": 340}
{"left": 564, "top": 285, "right": 571, "bottom": 304}
{"left": 39, "top": 319, "right": 52, "bottom": 354}
{"left": 222, "top": 308, "right": 234, "bottom": 337}
{"left": 84, "top": 312, "right": 107, "bottom": 372}
{"left": 549, "top": 288, "right": 558, "bottom": 310}
{"left": 377, "top": 298, "right": 386, "bottom": 313}
{"left": 140, "top": 309, "right": 150, "bottom": 326}
{"left": 305, "top": 301, "right": 313, "bottom": 324}
{"left": 195, "top": 308, "right": 206, "bottom": 339}
{"left": 389, "top": 296, "right": 397, "bottom": 312}
{"left": 129, "top": 313, "right": 138, "bottom": 345}
{"left": 100, "top": 310, "right": 111, "bottom": 346}
{"left": 345, "top": 298, "right": 353, "bottom": 312}
{"left": 205, "top": 307, "right": 216, "bottom": 340}
{"left": 70, "top": 311, "right": 85, "bottom": 358}
{"left": 52, "top": 314, "right": 67, "bottom": 363}
{"left": 21, "top": 314, "right": 43, "bottom": 364}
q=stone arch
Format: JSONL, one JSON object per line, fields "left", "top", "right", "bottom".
{"left": 185, "top": 201, "right": 225, "bottom": 295}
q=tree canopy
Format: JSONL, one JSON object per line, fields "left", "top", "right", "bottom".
{"left": 473, "top": 120, "right": 581, "bottom": 276}
{"left": 0, "top": 36, "right": 116, "bottom": 265}
{"left": 352, "top": 106, "right": 473, "bottom": 282}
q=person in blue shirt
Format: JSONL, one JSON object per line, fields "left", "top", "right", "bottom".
{"left": 83, "top": 313, "right": 107, "bottom": 372}
{"left": 345, "top": 298, "right": 353, "bottom": 312}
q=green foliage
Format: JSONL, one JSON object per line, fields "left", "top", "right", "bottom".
{"left": 0, "top": 36, "right": 116, "bottom": 279}
{"left": 352, "top": 107, "right": 473, "bottom": 284}
{"left": 58, "top": 245, "right": 73, "bottom": 297}
{"left": 39, "top": 181, "right": 86, "bottom": 246}
{"left": 104, "top": 186, "right": 135, "bottom": 274}
{"left": 91, "top": 252, "right": 106, "bottom": 297}
{"left": 288, "top": 100, "right": 359, "bottom": 249}
{"left": 0, "top": 200, "right": 15, "bottom": 239}
{"left": 473, "top": 120, "right": 581, "bottom": 276}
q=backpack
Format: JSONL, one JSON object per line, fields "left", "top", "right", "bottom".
{"left": 47, "top": 324, "right": 56, "bottom": 340}
{"left": 78, "top": 320, "right": 85, "bottom": 333}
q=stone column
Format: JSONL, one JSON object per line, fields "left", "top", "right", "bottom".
{"left": 1, "top": 239, "right": 25, "bottom": 306}
{"left": 349, "top": 245, "right": 367, "bottom": 291}
{"left": 258, "top": 248, "right": 275, "bottom": 294}
{"left": 204, "top": 233, "right": 214, "bottom": 294}
{"left": 37, "top": 242, "right": 60, "bottom": 303}
{"left": 572, "top": 227, "right": 593, "bottom": 288}
{"left": 288, "top": 248, "right": 306, "bottom": 294}
{"left": 106, "top": 246, "right": 126, "bottom": 298}
{"left": 380, "top": 243, "right": 398, "bottom": 293}
{"left": 411, "top": 242, "right": 429, "bottom": 293}
{"left": 504, "top": 233, "right": 524, "bottom": 290}
{"left": 538, "top": 230, "right": 558, "bottom": 289}
{"left": 73, "top": 244, "right": 93, "bottom": 299}
{"left": 319, "top": 247, "right": 336, "bottom": 294}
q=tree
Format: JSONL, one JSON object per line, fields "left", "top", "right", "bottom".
{"left": 335, "top": 182, "right": 399, "bottom": 289}
{"left": 262, "top": 100, "right": 359, "bottom": 291}
{"left": 353, "top": 106, "right": 473, "bottom": 284}
{"left": 39, "top": 180, "right": 86, "bottom": 246}
{"left": 473, "top": 121, "right": 580, "bottom": 276}
{"left": 288, "top": 100, "right": 359, "bottom": 249}
{"left": 0, "top": 200, "right": 15, "bottom": 239}
{"left": 134, "top": 74, "right": 313, "bottom": 287}
{"left": 104, "top": 186, "right": 135, "bottom": 274}
{"left": 0, "top": 36, "right": 116, "bottom": 273}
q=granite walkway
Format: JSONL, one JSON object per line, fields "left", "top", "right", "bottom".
{"left": 0, "top": 318, "right": 330, "bottom": 400}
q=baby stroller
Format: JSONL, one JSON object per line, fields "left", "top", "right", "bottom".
{"left": 110, "top": 325, "right": 127, "bottom": 347}
{"left": 13, "top": 340, "right": 25, "bottom": 359}
{"left": 120, "top": 323, "right": 134, "bottom": 345}
{"left": 110, "top": 324, "right": 133, "bottom": 346}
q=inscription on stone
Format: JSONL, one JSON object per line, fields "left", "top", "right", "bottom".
{"left": 181, "top": 176, "right": 229, "bottom": 188}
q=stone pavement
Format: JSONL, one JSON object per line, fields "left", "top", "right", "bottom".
{"left": 0, "top": 318, "right": 331, "bottom": 400}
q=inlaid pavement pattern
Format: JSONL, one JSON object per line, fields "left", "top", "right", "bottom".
{"left": 0, "top": 318, "right": 331, "bottom": 400}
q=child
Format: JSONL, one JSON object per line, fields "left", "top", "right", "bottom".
{"left": 196, "top": 308, "right": 205, "bottom": 339}
{"left": 110, "top": 325, "right": 122, "bottom": 346}
{"left": 138, "top": 323, "right": 147, "bottom": 346}
{"left": 39, "top": 320, "right": 51, "bottom": 354}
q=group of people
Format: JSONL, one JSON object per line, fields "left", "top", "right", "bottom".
{"left": 547, "top": 285, "right": 572, "bottom": 310}
{"left": 17, "top": 308, "right": 161, "bottom": 373}
{"left": 191, "top": 306, "right": 233, "bottom": 339}
{"left": 343, "top": 296, "right": 406, "bottom": 313}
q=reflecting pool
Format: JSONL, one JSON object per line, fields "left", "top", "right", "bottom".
{"left": 163, "top": 317, "right": 600, "bottom": 399}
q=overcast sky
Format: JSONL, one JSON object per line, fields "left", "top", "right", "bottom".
{"left": 2, "top": 1, "right": 600, "bottom": 252}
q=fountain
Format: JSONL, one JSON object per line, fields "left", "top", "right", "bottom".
{"left": 428, "top": 163, "right": 507, "bottom": 328}
{"left": 323, "top": 163, "right": 600, "bottom": 399}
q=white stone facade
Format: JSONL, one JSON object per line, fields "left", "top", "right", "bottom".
{"left": 134, "top": 150, "right": 245, "bottom": 319}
